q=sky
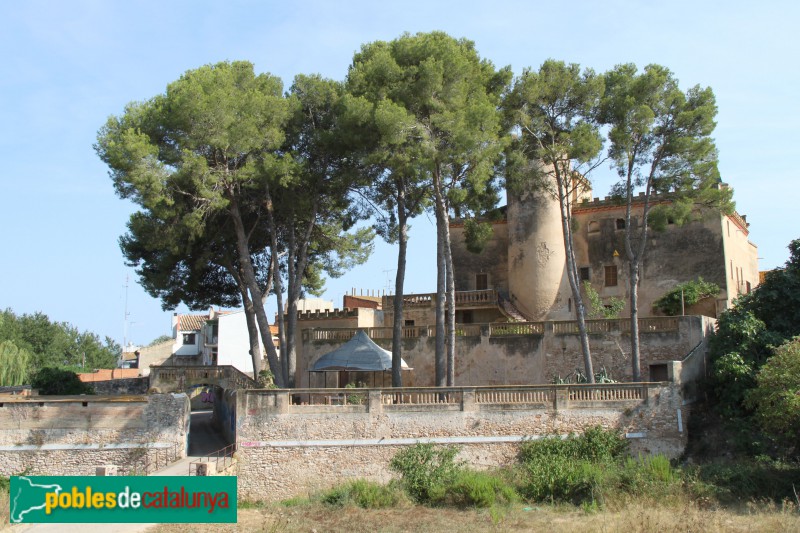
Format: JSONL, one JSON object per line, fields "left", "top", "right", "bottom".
{"left": 1, "top": 0, "right": 797, "bottom": 348}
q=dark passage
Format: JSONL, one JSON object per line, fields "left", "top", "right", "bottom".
{"left": 188, "top": 409, "right": 230, "bottom": 456}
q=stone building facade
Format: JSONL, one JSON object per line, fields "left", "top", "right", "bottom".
{"left": 446, "top": 185, "right": 759, "bottom": 324}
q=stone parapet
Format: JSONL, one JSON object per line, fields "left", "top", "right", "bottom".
{"left": 235, "top": 384, "right": 686, "bottom": 501}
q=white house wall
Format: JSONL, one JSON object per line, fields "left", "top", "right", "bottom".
{"left": 218, "top": 310, "right": 260, "bottom": 376}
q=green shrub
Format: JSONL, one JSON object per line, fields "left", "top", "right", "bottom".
{"left": 653, "top": 277, "right": 720, "bottom": 316}
{"left": 746, "top": 337, "right": 800, "bottom": 455}
{"left": 519, "top": 427, "right": 628, "bottom": 464}
{"left": 390, "top": 444, "right": 462, "bottom": 504}
{"left": 618, "top": 454, "right": 681, "bottom": 495}
{"left": 319, "top": 480, "right": 402, "bottom": 509}
{"left": 692, "top": 459, "right": 800, "bottom": 504}
{"left": 448, "top": 470, "right": 519, "bottom": 508}
{"left": 30, "top": 367, "right": 93, "bottom": 395}
{"left": 521, "top": 456, "right": 608, "bottom": 504}
{"left": 518, "top": 428, "right": 628, "bottom": 504}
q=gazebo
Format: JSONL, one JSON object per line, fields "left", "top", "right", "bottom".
{"left": 308, "top": 330, "right": 412, "bottom": 388}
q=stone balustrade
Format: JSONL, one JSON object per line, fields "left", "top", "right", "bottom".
{"left": 305, "top": 316, "right": 680, "bottom": 341}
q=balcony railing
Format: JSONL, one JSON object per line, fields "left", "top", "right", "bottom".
{"left": 245, "top": 383, "right": 662, "bottom": 413}
{"left": 306, "top": 317, "right": 680, "bottom": 341}
{"left": 383, "top": 289, "right": 498, "bottom": 310}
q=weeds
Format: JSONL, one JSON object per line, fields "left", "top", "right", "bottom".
{"left": 319, "top": 480, "right": 405, "bottom": 509}
{"left": 389, "top": 443, "right": 462, "bottom": 504}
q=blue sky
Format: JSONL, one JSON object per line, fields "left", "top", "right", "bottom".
{"left": 1, "top": 0, "right": 797, "bottom": 347}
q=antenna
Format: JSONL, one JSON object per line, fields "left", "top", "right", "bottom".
{"left": 123, "top": 274, "right": 130, "bottom": 351}
{"left": 382, "top": 268, "right": 396, "bottom": 293}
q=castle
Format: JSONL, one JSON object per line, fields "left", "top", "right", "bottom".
{"left": 171, "top": 180, "right": 758, "bottom": 388}
{"left": 288, "top": 181, "right": 758, "bottom": 388}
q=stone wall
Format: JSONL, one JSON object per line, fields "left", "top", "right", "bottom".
{"left": 0, "top": 394, "right": 190, "bottom": 476}
{"left": 298, "top": 315, "right": 715, "bottom": 387}
{"left": 234, "top": 384, "right": 686, "bottom": 501}
{"left": 89, "top": 377, "right": 149, "bottom": 395}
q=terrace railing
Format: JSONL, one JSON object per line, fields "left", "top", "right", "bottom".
{"left": 250, "top": 383, "right": 663, "bottom": 414}
{"left": 306, "top": 317, "right": 680, "bottom": 341}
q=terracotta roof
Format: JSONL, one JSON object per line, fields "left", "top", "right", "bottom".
{"left": 177, "top": 314, "right": 207, "bottom": 332}
{"left": 269, "top": 324, "right": 279, "bottom": 335}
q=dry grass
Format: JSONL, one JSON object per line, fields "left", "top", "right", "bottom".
{"left": 147, "top": 500, "right": 800, "bottom": 533}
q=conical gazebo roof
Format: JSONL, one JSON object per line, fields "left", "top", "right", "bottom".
{"left": 312, "top": 330, "right": 411, "bottom": 371}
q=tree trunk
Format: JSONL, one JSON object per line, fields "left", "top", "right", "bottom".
{"left": 391, "top": 194, "right": 408, "bottom": 387}
{"left": 629, "top": 262, "right": 641, "bottom": 381}
{"left": 264, "top": 187, "right": 287, "bottom": 385}
{"left": 242, "top": 290, "right": 262, "bottom": 371}
{"left": 555, "top": 165, "right": 594, "bottom": 383}
{"left": 271, "top": 250, "right": 288, "bottom": 386}
{"left": 622, "top": 164, "right": 653, "bottom": 383}
{"left": 433, "top": 174, "right": 447, "bottom": 387}
{"left": 229, "top": 196, "right": 284, "bottom": 386}
{"left": 284, "top": 216, "right": 315, "bottom": 388}
{"left": 444, "top": 218, "right": 456, "bottom": 387}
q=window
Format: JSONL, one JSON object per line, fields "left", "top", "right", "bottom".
{"left": 461, "top": 310, "right": 474, "bottom": 324}
{"left": 404, "top": 319, "right": 415, "bottom": 327}
{"left": 616, "top": 218, "right": 626, "bottom": 230}
{"left": 182, "top": 333, "right": 196, "bottom": 345}
{"left": 475, "top": 273, "right": 488, "bottom": 291}
{"left": 588, "top": 221, "right": 599, "bottom": 234}
{"left": 604, "top": 265, "right": 618, "bottom": 287}
{"left": 579, "top": 267, "right": 590, "bottom": 281}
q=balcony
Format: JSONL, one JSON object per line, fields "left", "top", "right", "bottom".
{"left": 383, "top": 289, "right": 498, "bottom": 310}
{"left": 205, "top": 336, "right": 219, "bottom": 347}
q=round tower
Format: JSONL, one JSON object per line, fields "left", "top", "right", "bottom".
{"left": 506, "top": 182, "right": 569, "bottom": 321}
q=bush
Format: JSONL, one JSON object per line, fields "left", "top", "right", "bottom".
{"left": 692, "top": 458, "right": 800, "bottom": 504}
{"left": 746, "top": 337, "right": 800, "bottom": 456}
{"left": 521, "top": 456, "right": 608, "bottom": 504}
{"left": 653, "top": 277, "right": 720, "bottom": 316}
{"left": 618, "top": 454, "right": 681, "bottom": 496}
{"left": 320, "top": 480, "right": 404, "bottom": 509}
{"left": 518, "top": 427, "right": 628, "bottom": 504}
{"left": 448, "top": 470, "right": 519, "bottom": 508}
{"left": 390, "top": 444, "right": 462, "bottom": 504}
{"left": 519, "top": 426, "right": 628, "bottom": 464}
{"left": 30, "top": 367, "right": 93, "bottom": 395}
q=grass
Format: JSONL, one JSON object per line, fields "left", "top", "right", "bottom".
{"left": 146, "top": 499, "right": 800, "bottom": 533}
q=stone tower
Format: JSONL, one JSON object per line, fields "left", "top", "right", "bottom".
{"left": 506, "top": 182, "right": 571, "bottom": 321}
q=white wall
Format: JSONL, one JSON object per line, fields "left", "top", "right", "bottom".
{"left": 218, "top": 310, "right": 260, "bottom": 376}
{"left": 172, "top": 329, "right": 201, "bottom": 356}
